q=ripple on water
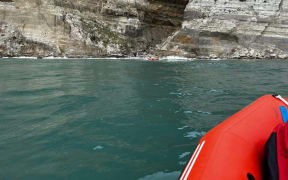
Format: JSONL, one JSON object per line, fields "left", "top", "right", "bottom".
{"left": 183, "top": 111, "right": 192, "bottom": 114}
{"left": 184, "top": 110, "right": 211, "bottom": 115}
{"left": 184, "top": 131, "right": 206, "bottom": 138}
{"left": 177, "top": 126, "right": 189, "bottom": 130}
{"left": 2, "top": 59, "right": 287, "bottom": 179}
{"left": 178, "top": 152, "right": 190, "bottom": 159}
{"left": 179, "top": 161, "right": 186, "bottom": 165}
{"left": 138, "top": 171, "right": 181, "bottom": 180}
{"left": 93, "top": 145, "right": 104, "bottom": 150}
{"left": 196, "top": 110, "right": 212, "bottom": 115}
{"left": 208, "top": 89, "right": 224, "bottom": 94}
{"left": 169, "top": 92, "right": 182, "bottom": 95}
{"left": 169, "top": 92, "right": 193, "bottom": 97}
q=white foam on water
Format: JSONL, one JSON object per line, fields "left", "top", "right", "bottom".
{"left": 184, "top": 131, "right": 206, "bottom": 138}
{"left": 16, "top": 56, "right": 37, "bottom": 59}
{"left": 179, "top": 152, "right": 191, "bottom": 159}
{"left": 178, "top": 126, "right": 189, "bottom": 130}
{"left": 93, "top": 145, "right": 104, "bottom": 150}
{"left": 209, "top": 89, "right": 224, "bottom": 93}
{"left": 179, "top": 161, "right": 187, "bottom": 165}
{"left": 161, "top": 56, "right": 192, "bottom": 62}
{"left": 2, "top": 56, "right": 196, "bottom": 62}
{"left": 196, "top": 110, "right": 211, "bottom": 115}
{"left": 183, "top": 110, "right": 211, "bottom": 115}
{"left": 210, "top": 58, "right": 222, "bottom": 61}
{"left": 41, "top": 57, "right": 145, "bottom": 60}
{"left": 138, "top": 171, "right": 181, "bottom": 180}
{"left": 169, "top": 92, "right": 182, "bottom": 95}
{"left": 42, "top": 56, "right": 56, "bottom": 59}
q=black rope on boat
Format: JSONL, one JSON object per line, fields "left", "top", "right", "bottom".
{"left": 247, "top": 173, "right": 255, "bottom": 180}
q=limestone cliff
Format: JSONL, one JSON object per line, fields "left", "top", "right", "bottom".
{"left": 1, "top": 0, "right": 288, "bottom": 58}
{"left": 158, "top": 0, "right": 288, "bottom": 58}
{"left": 0, "top": 0, "right": 187, "bottom": 58}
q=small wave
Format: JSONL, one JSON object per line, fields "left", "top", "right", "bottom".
{"left": 179, "top": 152, "right": 190, "bottom": 159}
{"left": 169, "top": 92, "right": 194, "bottom": 96}
{"left": 183, "top": 111, "right": 193, "bottom": 114}
{"left": 184, "top": 131, "right": 206, "bottom": 138}
{"left": 196, "top": 110, "right": 212, "bottom": 115}
{"left": 161, "top": 56, "right": 193, "bottom": 62}
{"left": 179, "top": 161, "right": 187, "bottom": 165}
{"left": 138, "top": 171, "right": 181, "bottom": 180}
{"left": 169, "top": 92, "right": 182, "bottom": 95}
{"left": 5, "top": 88, "right": 59, "bottom": 96}
{"left": 210, "top": 58, "right": 222, "bottom": 61}
{"left": 17, "top": 56, "right": 37, "bottom": 59}
{"left": 178, "top": 126, "right": 189, "bottom": 130}
{"left": 183, "top": 110, "right": 211, "bottom": 115}
{"left": 208, "top": 89, "right": 224, "bottom": 94}
{"left": 93, "top": 145, "right": 104, "bottom": 150}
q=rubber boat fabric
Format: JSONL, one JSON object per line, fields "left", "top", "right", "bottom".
{"left": 179, "top": 95, "right": 288, "bottom": 180}
{"left": 264, "top": 123, "right": 288, "bottom": 180}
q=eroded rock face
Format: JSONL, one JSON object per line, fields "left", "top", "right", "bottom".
{"left": 0, "top": 0, "right": 188, "bottom": 57}
{"left": 0, "top": 22, "right": 57, "bottom": 57}
{"left": 158, "top": 0, "right": 288, "bottom": 58}
{"left": 2, "top": 0, "right": 287, "bottom": 59}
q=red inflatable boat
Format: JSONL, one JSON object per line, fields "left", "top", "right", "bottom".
{"left": 179, "top": 95, "right": 288, "bottom": 180}
{"left": 145, "top": 57, "right": 159, "bottom": 61}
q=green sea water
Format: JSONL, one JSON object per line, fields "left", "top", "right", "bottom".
{"left": 0, "top": 59, "right": 288, "bottom": 180}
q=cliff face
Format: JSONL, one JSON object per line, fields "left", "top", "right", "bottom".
{"left": 158, "top": 0, "right": 288, "bottom": 58}
{"left": 1, "top": 0, "right": 288, "bottom": 58}
{"left": 0, "top": 0, "right": 188, "bottom": 57}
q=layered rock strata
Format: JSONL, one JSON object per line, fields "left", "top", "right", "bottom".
{"left": 1, "top": 0, "right": 288, "bottom": 58}
{"left": 158, "top": 0, "right": 288, "bottom": 58}
{"left": 0, "top": 0, "right": 188, "bottom": 57}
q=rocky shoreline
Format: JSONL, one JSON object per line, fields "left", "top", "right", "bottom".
{"left": 0, "top": 55, "right": 286, "bottom": 61}
{"left": 1, "top": 0, "right": 288, "bottom": 59}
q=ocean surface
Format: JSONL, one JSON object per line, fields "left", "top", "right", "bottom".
{"left": 0, "top": 58, "right": 288, "bottom": 180}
